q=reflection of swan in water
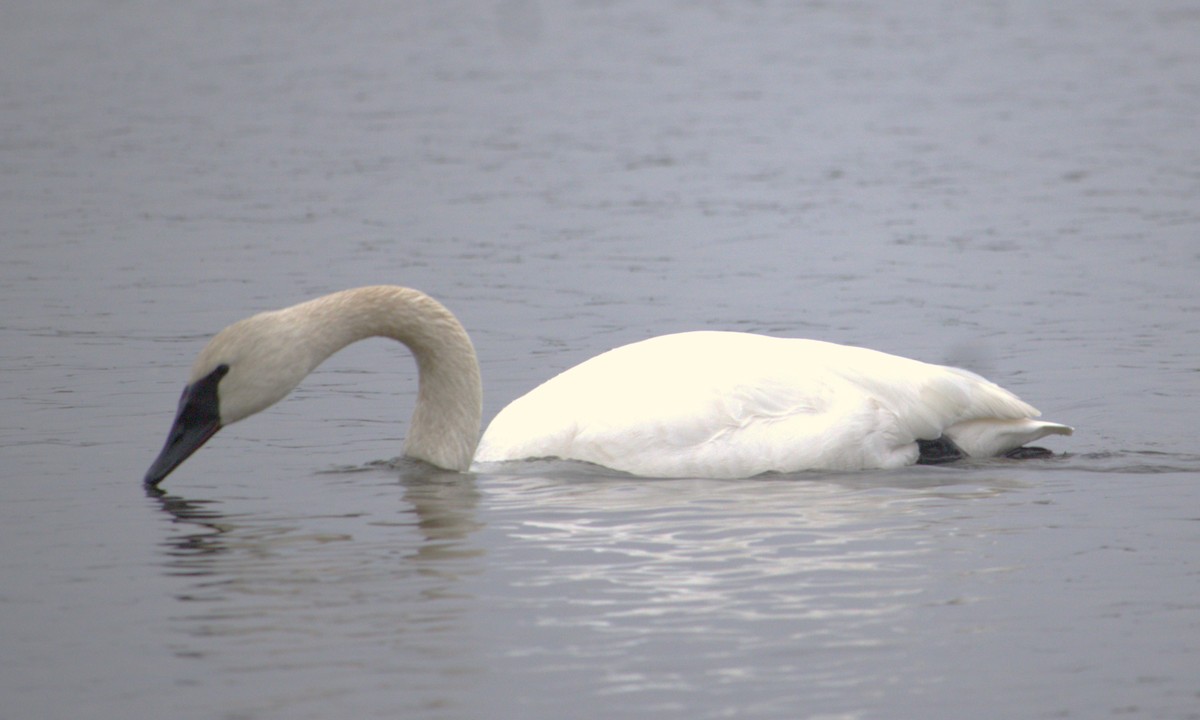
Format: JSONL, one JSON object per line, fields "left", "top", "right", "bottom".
{"left": 377, "top": 461, "right": 485, "bottom": 562}
{"left": 148, "top": 463, "right": 485, "bottom": 579}
{"left": 473, "top": 466, "right": 1026, "bottom": 654}
{"left": 149, "top": 490, "right": 233, "bottom": 566}
{"left": 146, "top": 465, "right": 488, "bottom": 702}
{"left": 144, "top": 286, "right": 1072, "bottom": 485}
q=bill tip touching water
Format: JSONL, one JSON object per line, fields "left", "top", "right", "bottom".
{"left": 143, "top": 285, "right": 1072, "bottom": 486}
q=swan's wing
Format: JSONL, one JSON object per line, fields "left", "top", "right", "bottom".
{"left": 476, "top": 357, "right": 840, "bottom": 476}
{"left": 475, "top": 333, "right": 821, "bottom": 473}
{"left": 478, "top": 333, "right": 888, "bottom": 474}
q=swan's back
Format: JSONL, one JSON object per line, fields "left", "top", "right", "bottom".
{"left": 475, "top": 331, "right": 1070, "bottom": 476}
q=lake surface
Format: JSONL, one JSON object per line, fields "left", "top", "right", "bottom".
{"left": 3, "top": 1, "right": 1199, "bottom": 718}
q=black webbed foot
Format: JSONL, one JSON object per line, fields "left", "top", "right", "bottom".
{"left": 917, "top": 436, "right": 965, "bottom": 465}
{"left": 1003, "top": 446, "right": 1053, "bottom": 460}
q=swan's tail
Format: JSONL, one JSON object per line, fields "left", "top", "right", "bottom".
{"left": 945, "top": 418, "right": 1074, "bottom": 458}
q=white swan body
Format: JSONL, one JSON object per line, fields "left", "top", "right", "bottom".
{"left": 145, "top": 286, "right": 1071, "bottom": 485}
{"left": 475, "top": 331, "right": 1071, "bottom": 477}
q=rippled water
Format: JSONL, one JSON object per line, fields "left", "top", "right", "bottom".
{"left": 110, "top": 456, "right": 1200, "bottom": 719}
{"left": 3, "top": 1, "right": 1199, "bottom": 719}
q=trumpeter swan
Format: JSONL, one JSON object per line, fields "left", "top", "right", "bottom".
{"left": 144, "top": 286, "right": 1071, "bottom": 485}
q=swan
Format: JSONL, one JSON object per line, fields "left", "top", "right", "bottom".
{"left": 144, "top": 285, "right": 1072, "bottom": 485}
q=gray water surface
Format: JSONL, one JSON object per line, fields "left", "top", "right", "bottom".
{"left": 3, "top": 1, "right": 1199, "bottom": 719}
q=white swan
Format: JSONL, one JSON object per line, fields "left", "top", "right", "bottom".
{"left": 144, "top": 285, "right": 1072, "bottom": 485}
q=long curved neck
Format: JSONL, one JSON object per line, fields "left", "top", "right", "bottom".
{"left": 288, "top": 286, "right": 483, "bottom": 471}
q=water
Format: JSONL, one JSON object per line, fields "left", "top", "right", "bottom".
{"left": 3, "top": 1, "right": 1199, "bottom": 718}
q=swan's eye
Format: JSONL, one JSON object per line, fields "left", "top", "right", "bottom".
{"left": 214, "top": 364, "right": 230, "bottom": 379}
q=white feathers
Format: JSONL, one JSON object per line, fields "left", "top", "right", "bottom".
{"left": 475, "top": 331, "right": 1072, "bottom": 477}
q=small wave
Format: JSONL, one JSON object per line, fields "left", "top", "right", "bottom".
{"left": 1043, "top": 450, "right": 1200, "bottom": 474}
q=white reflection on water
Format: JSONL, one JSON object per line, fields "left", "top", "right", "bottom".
{"left": 145, "top": 459, "right": 1036, "bottom": 716}
{"left": 480, "top": 466, "right": 1020, "bottom": 647}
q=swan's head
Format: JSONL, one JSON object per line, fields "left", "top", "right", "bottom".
{"left": 144, "top": 310, "right": 317, "bottom": 486}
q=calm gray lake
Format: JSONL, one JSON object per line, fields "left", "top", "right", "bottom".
{"left": 3, "top": 1, "right": 1198, "bottom": 718}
